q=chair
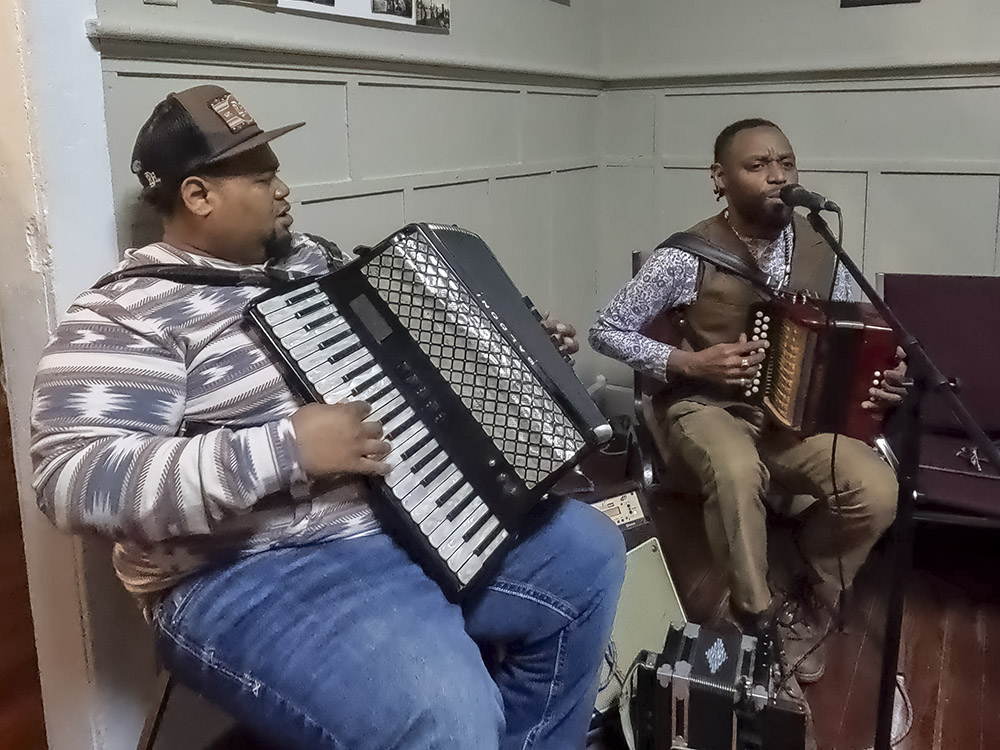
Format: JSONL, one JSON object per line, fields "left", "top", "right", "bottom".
{"left": 880, "top": 273, "right": 1000, "bottom": 526}
{"left": 137, "top": 669, "right": 174, "bottom": 750}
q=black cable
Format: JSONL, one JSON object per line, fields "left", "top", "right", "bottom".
{"left": 775, "top": 207, "right": 849, "bottom": 695}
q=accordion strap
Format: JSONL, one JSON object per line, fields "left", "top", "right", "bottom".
{"left": 657, "top": 231, "right": 776, "bottom": 297}
{"left": 93, "top": 263, "right": 291, "bottom": 289}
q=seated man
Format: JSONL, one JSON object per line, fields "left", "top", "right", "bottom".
{"left": 30, "top": 84, "right": 625, "bottom": 750}
{"left": 589, "top": 118, "right": 904, "bottom": 686}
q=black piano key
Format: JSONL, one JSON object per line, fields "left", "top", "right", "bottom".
{"left": 463, "top": 511, "right": 491, "bottom": 542}
{"left": 366, "top": 383, "right": 394, "bottom": 404}
{"left": 295, "top": 301, "right": 325, "bottom": 318}
{"left": 286, "top": 290, "right": 315, "bottom": 306}
{"left": 473, "top": 524, "right": 504, "bottom": 557}
{"left": 400, "top": 433, "right": 433, "bottom": 461}
{"left": 436, "top": 481, "right": 463, "bottom": 507}
{"left": 352, "top": 372, "right": 383, "bottom": 395}
{"left": 445, "top": 492, "right": 475, "bottom": 522}
{"left": 409, "top": 445, "right": 441, "bottom": 475}
{"left": 304, "top": 313, "right": 336, "bottom": 331}
{"left": 328, "top": 342, "right": 363, "bottom": 362}
{"left": 420, "top": 460, "right": 449, "bottom": 487}
{"left": 316, "top": 329, "right": 351, "bottom": 350}
{"left": 341, "top": 359, "right": 374, "bottom": 381}
{"left": 381, "top": 403, "right": 409, "bottom": 428}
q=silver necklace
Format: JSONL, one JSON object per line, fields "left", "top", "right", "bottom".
{"left": 724, "top": 210, "right": 792, "bottom": 289}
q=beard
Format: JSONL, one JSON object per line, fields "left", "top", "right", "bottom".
{"left": 263, "top": 227, "right": 294, "bottom": 261}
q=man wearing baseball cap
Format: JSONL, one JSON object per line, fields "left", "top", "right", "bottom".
{"left": 30, "top": 84, "right": 624, "bottom": 749}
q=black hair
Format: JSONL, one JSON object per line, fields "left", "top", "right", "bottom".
{"left": 713, "top": 118, "right": 782, "bottom": 163}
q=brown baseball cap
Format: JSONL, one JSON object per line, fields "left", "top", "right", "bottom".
{"left": 130, "top": 84, "right": 304, "bottom": 192}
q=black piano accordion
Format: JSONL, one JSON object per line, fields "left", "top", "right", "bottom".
{"left": 247, "top": 223, "right": 611, "bottom": 600}
{"left": 744, "top": 294, "right": 897, "bottom": 444}
{"left": 626, "top": 622, "right": 807, "bottom": 750}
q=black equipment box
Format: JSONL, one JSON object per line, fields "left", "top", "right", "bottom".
{"left": 627, "top": 622, "right": 806, "bottom": 750}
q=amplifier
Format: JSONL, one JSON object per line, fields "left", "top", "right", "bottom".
{"left": 594, "top": 537, "right": 685, "bottom": 720}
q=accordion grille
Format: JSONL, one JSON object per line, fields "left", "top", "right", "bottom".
{"left": 764, "top": 318, "right": 816, "bottom": 432}
{"left": 365, "top": 231, "right": 585, "bottom": 489}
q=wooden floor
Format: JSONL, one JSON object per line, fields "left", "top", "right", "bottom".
{"left": 0, "top": 392, "right": 47, "bottom": 750}
{"left": 592, "top": 475, "right": 1000, "bottom": 750}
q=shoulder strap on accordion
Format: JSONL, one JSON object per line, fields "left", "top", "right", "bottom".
{"left": 92, "top": 264, "right": 288, "bottom": 289}
{"left": 656, "top": 231, "right": 776, "bottom": 297}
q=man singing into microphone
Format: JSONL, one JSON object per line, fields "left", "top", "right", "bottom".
{"left": 590, "top": 118, "right": 906, "bottom": 692}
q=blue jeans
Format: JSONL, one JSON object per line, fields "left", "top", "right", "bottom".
{"left": 153, "top": 499, "right": 625, "bottom": 749}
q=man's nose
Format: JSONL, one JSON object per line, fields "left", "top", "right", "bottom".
{"left": 275, "top": 178, "right": 290, "bottom": 199}
{"left": 765, "top": 163, "right": 787, "bottom": 183}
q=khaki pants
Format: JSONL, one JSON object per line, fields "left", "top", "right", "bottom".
{"left": 656, "top": 399, "right": 898, "bottom": 616}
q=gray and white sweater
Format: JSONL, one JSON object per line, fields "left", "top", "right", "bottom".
{"left": 30, "top": 233, "right": 378, "bottom": 608}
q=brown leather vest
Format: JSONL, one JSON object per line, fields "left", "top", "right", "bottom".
{"left": 655, "top": 211, "right": 835, "bottom": 406}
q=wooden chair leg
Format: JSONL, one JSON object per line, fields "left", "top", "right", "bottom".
{"left": 137, "top": 670, "right": 174, "bottom": 750}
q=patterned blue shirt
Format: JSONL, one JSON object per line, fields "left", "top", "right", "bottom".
{"left": 589, "top": 221, "right": 851, "bottom": 382}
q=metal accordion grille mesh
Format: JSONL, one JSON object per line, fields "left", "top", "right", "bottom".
{"left": 365, "top": 230, "right": 585, "bottom": 488}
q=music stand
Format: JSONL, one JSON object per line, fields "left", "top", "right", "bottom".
{"left": 802, "top": 210, "right": 1000, "bottom": 750}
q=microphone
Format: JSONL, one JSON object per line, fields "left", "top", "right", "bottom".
{"left": 779, "top": 184, "right": 840, "bottom": 213}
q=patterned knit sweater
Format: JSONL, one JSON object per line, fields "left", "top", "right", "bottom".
{"left": 30, "top": 234, "right": 378, "bottom": 607}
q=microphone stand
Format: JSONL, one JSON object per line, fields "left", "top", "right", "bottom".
{"left": 804, "top": 208, "right": 1000, "bottom": 750}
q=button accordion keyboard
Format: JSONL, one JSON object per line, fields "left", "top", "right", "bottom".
{"left": 247, "top": 223, "right": 611, "bottom": 599}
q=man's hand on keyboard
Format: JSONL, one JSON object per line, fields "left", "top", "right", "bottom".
{"left": 290, "top": 401, "right": 392, "bottom": 478}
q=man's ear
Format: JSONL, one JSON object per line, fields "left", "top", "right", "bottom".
{"left": 710, "top": 162, "right": 726, "bottom": 198}
{"left": 179, "top": 176, "right": 213, "bottom": 218}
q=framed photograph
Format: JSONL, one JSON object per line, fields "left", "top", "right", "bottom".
{"left": 841, "top": 0, "right": 919, "bottom": 7}
{"left": 416, "top": 0, "right": 450, "bottom": 28}
{"left": 260, "top": 0, "right": 446, "bottom": 29}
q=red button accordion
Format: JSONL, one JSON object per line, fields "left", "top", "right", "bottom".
{"left": 745, "top": 295, "right": 897, "bottom": 444}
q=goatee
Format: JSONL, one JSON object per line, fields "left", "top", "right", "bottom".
{"left": 264, "top": 230, "right": 294, "bottom": 261}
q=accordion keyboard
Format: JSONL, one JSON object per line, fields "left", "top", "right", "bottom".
{"left": 256, "top": 285, "right": 508, "bottom": 589}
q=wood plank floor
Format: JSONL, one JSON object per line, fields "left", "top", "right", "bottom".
{"left": 602, "top": 480, "right": 1000, "bottom": 750}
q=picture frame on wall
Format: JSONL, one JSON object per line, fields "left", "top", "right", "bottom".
{"left": 841, "top": 0, "right": 920, "bottom": 7}
{"left": 240, "top": 0, "right": 448, "bottom": 30}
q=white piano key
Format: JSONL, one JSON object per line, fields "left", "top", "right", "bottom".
{"left": 458, "top": 529, "right": 508, "bottom": 585}
{"left": 418, "top": 483, "right": 473, "bottom": 536}
{"left": 281, "top": 317, "right": 346, "bottom": 350}
{"left": 257, "top": 284, "right": 321, "bottom": 315}
{"left": 287, "top": 317, "right": 348, "bottom": 357}
{"left": 392, "top": 451, "right": 447, "bottom": 497}
{"left": 262, "top": 291, "right": 328, "bottom": 325}
{"left": 310, "top": 351, "right": 371, "bottom": 390}
{"left": 409, "top": 469, "right": 462, "bottom": 521}
{"left": 376, "top": 401, "right": 411, "bottom": 429}
{"left": 448, "top": 515, "right": 499, "bottom": 574}
{"left": 427, "top": 495, "right": 481, "bottom": 548}
{"left": 439, "top": 504, "right": 489, "bottom": 562}
{"left": 402, "top": 465, "right": 459, "bottom": 514}
{"left": 384, "top": 427, "right": 428, "bottom": 471}
{"left": 272, "top": 306, "right": 338, "bottom": 338}
{"left": 386, "top": 441, "right": 438, "bottom": 488}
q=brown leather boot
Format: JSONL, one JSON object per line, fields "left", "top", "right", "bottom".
{"left": 776, "top": 595, "right": 832, "bottom": 684}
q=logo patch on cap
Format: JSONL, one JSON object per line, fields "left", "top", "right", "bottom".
{"left": 209, "top": 94, "right": 256, "bottom": 134}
